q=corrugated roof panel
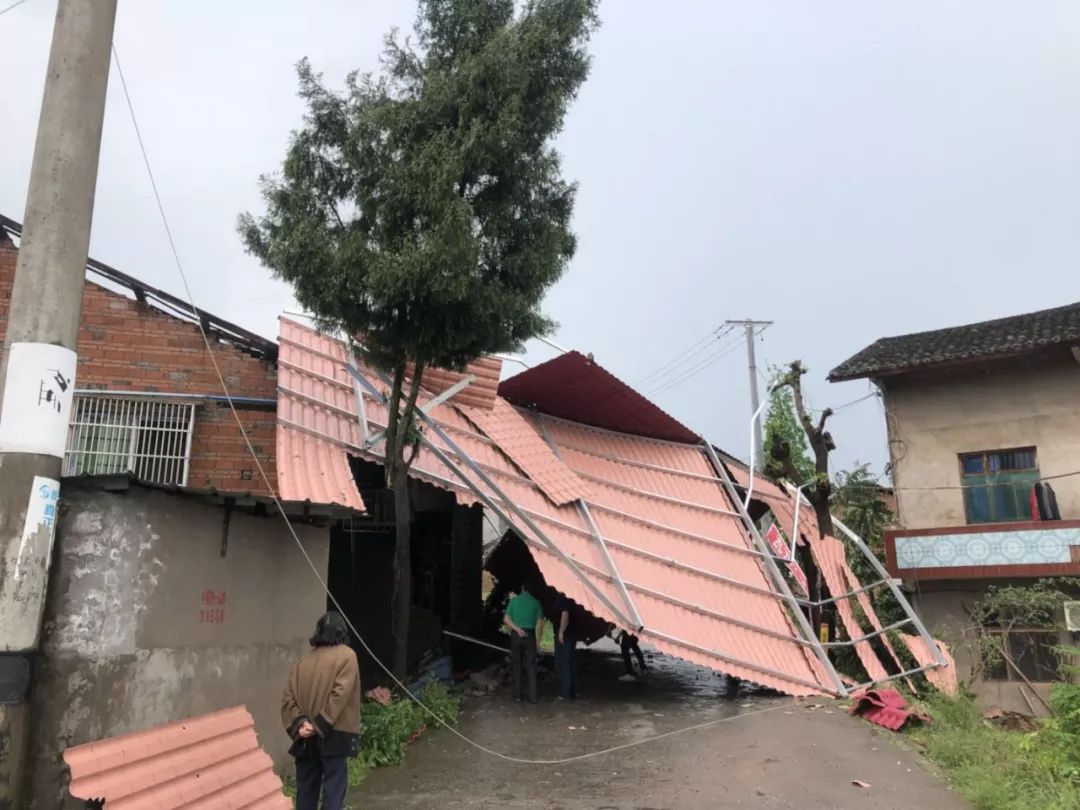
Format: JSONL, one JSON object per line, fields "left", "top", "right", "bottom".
{"left": 276, "top": 323, "right": 837, "bottom": 696}
{"left": 499, "top": 352, "right": 701, "bottom": 443}
{"left": 808, "top": 533, "right": 890, "bottom": 683}
{"left": 64, "top": 706, "right": 290, "bottom": 809}
{"left": 465, "top": 398, "right": 590, "bottom": 506}
{"left": 530, "top": 413, "right": 832, "bottom": 696}
{"left": 275, "top": 318, "right": 366, "bottom": 511}
{"left": 412, "top": 355, "right": 502, "bottom": 410}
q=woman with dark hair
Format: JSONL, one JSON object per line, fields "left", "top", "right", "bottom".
{"left": 282, "top": 612, "right": 360, "bottom": 810}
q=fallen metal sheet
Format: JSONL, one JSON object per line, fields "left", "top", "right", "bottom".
{"left": 850, "top": 688, "right": 929, "bottom": 732}
{"left": 278, "top": 319, "right": 840, "bottom": 697}
{"left": 808, "top": 533, "right": 892, "bottom": 683}
{"left": 900, "top": 633, "right": 959, "bottom": 695}
{"left": 64, "top": 705, "right": 290, "bottom": 808}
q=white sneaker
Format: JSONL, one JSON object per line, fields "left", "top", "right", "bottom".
{"left": 619, "top": 674, "right": 636, "bottom": 683}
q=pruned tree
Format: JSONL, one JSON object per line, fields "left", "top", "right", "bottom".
{"left": 769, "top": 361, "right": 836, "bottom": 537}
{"left": 239, "top": 0, "right": 600, "bottom": 678}
{"left": 763, "top": 364, "right": 814, "bottom": 485}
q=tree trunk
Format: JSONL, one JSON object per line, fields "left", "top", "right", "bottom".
{"left": 391, "top": 466, "right": 412, "bottom": 680}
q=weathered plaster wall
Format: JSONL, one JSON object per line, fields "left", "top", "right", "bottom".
{"left": 884, "top": 355, "right": 1080, "bottom": 530}
{"left": 914, "top": 582, "right": 1064, "bottom": 716}
{"left": 28, "top": 484, "right": 329, "bottom": 808}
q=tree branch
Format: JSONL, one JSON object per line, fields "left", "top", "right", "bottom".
{"left": 816, "top": 407, "right": 833, "bottom": 434}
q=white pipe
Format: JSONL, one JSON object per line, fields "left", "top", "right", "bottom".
{"left": 742, "top": 399, "right": 769, "bottom": 511}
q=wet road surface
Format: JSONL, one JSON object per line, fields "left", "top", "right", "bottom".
{"left": 354, "top": 645, "right": 968, "bottom": 809}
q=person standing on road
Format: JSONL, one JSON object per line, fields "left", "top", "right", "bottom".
{"left": 282, "top": 612, "right": 361, "bottom": 810}
{"left": 553, "top": 593, "right": 579, "bottom": 700}
{"left": 504, "top": 582, "right": 545, "bottom": 703}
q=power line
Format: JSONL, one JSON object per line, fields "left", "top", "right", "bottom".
{"left": 649, "top": 332, "right": 746, "bottom": 396}
{"left": 635, "top": 324, "right": 734, "bottom": 388}
{"left": 0, "top": 0, "right": 31, "bottom": 16}
{"left": 111, "top": 43, "right": 795, "bottom": 767}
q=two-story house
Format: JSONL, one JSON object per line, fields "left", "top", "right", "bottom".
{"left": 831, "top": 301, "right": 1080, "bottom": 712}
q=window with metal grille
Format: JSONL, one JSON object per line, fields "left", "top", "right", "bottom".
{"left": 960, "top": 448, "right": 1039, "bottom": 524}
{"left": 64, "top": 396, "right": 196, "bottom": 486}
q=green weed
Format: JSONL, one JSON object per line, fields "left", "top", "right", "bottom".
{"left": 910, "top": 692, "right": 1080, "bottom": 810}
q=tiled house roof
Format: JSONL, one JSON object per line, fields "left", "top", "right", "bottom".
{"left": 829, "top": 301, "right": 1080, "bottom": 381}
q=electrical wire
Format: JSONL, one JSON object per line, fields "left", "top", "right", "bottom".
{"left": 648, "top": 331, "right": 748, "bottom": 396}
{"left": 0, "top": 0, "right": 31, "bottom": 16}
{"left": 634, "top": 324, "right": 733, "bottom": 388}
{"left": 110, "top": 43, "right": 796, "bottom": 766}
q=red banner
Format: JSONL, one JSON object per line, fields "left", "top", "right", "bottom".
{"left": 766, "top": 524, "right": 810, "bottom": 595}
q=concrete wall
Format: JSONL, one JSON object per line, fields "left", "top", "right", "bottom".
{"left": 914, "top": 582, "right": 1067, "bottom": 715}
{"left": 883, "top": 354, "right": 1080, "bottom": 530}
{"left": 29, "top": 484, "right": 329, "bottom": 808}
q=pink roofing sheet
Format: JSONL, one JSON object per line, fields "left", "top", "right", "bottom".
{"left": 809, "top": 532, "right": 891, "bottom": 683}
{"left": 64, "top": 706, "right": 290, "bottom": 809}
{"left": 276, "top": 319, "right": 835, "bottom": 696}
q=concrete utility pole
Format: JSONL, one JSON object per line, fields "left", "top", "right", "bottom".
{"left": 725, "top": 319, "right": 773, "bottom": 470}
{"left": 0, "top": 1, "right": 117, "bottom": 803}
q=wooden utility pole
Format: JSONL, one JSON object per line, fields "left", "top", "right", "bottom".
{"left": 0, "top": 1, "right": 117, "bottom": 802}
{"left": 725, "top": 319, "right": 772, "bottom": 469}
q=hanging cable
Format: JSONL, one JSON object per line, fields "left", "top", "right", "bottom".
{"left": 649, "top": 332, "right": 747, "bottom": 396}
{"left": 110, "top": 43, "right": 800, "bottom": 767}
{"left": 635, "top": 324, "right": 734, "bottom": 388}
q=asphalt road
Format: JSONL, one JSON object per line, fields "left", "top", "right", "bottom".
{"left": 354, "top": 646, "right": 968, "bottom": 809}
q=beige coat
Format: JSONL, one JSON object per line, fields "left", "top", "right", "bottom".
{"left": 281, "top": 644, "right": 361, "bottom": 738}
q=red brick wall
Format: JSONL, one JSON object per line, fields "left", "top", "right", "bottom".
{"left": 0, "top": 235, "right": 277, "bottom": 494}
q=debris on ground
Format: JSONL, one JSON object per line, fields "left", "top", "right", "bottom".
{"left": 849, "top": 689, "right": 929, "bottom": 732}
{"left": 465, "top": 662, "right": 506, "bottom": 696}
{"left": 852, "top": 780, "right": 872, "bottom": 789}
{"left": 982, "top": 707, "right": 1038, "bottom": 733}
{"left": 367, "top": 686, "right": 394, "bottom": 706}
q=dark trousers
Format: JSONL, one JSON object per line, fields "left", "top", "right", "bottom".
{"left": 554, "top": 635, "right": 579, "bottom": 699}
{"left": 510, "top": 630, "right": 538, "bottom": 702}
{"left": 296, "top": 754, "right": 348, "bottom": 810}
{"left": 621, "top": 636, "right": 646, "bottom": 676}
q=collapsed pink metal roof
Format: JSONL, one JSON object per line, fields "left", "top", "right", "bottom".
{"left": 275, "top": 318, "right": 839, "bottom": 696}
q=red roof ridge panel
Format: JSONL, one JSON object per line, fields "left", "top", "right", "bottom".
{"left": 499, "top": 351, "right": 701, "bottom": 444}
{"left": 462, "top": 398, "right": 590, "bottom": 506}
{"left": 64, "top": 705, "right": 291, "bottom": 809}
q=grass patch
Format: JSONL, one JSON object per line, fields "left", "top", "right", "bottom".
{"left": 910, "top": 691, "right": 1080, "bottom": 810}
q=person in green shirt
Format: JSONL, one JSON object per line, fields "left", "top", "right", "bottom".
{"left": 503, "top": 582, "right": 545, "bottom": 703}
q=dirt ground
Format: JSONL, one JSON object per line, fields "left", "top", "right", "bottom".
{"left": 354, "top": 644, "right": 969, "bottom": 809}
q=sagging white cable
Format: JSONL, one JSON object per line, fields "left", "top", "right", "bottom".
{"left": 111, "top": 43, "right": 797, "bottom": 767}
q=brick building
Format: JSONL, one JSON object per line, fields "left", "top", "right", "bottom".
{"left": 0, "top": 218, "right": 277, "bottom": 495}
{"left": 0, "top": 217, "right": 340, "bottom": 806}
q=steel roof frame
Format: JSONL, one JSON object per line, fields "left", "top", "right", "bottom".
{"left": 702, "top": 442, "right": 848, "bottom": 697}
{"left": 344, "top": 363, "right": 843, "bottom": 696}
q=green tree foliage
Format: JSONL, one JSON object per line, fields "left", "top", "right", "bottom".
{"left": 833, "top": 463, "right": 901, "bottom": 623}
{"left": 763, "top": 365, "right": 813, "bottom": 484}
{"left": 240, "top": 0, "right": 600, "bottom": 676}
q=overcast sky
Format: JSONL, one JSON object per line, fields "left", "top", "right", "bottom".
{"left": 3, "top": 1, "right": 1079, "bottom": 474}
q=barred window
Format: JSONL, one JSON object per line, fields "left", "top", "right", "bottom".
{"left": 64, "top": 396, "right": 195, "bottom": 486}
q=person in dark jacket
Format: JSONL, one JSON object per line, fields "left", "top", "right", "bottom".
{"left": 610, "top": 625, "right": 646, "bottom": 681}
{"left": 282, "top": 612, "right": 361, "bottom": 810}
{"left": 553, "top": 593, "right": 579, "bottom": 700}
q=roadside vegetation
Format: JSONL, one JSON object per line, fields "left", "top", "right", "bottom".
{"left": 909, "top": 686, "right": 1080, "bottom": 810}
{"left": 903, "top": 579, "right": 1080, "bottom": 810}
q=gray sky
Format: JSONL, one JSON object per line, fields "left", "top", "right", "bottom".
{"left": 4, "top": 1, "right": 1080, "bottom": 475}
